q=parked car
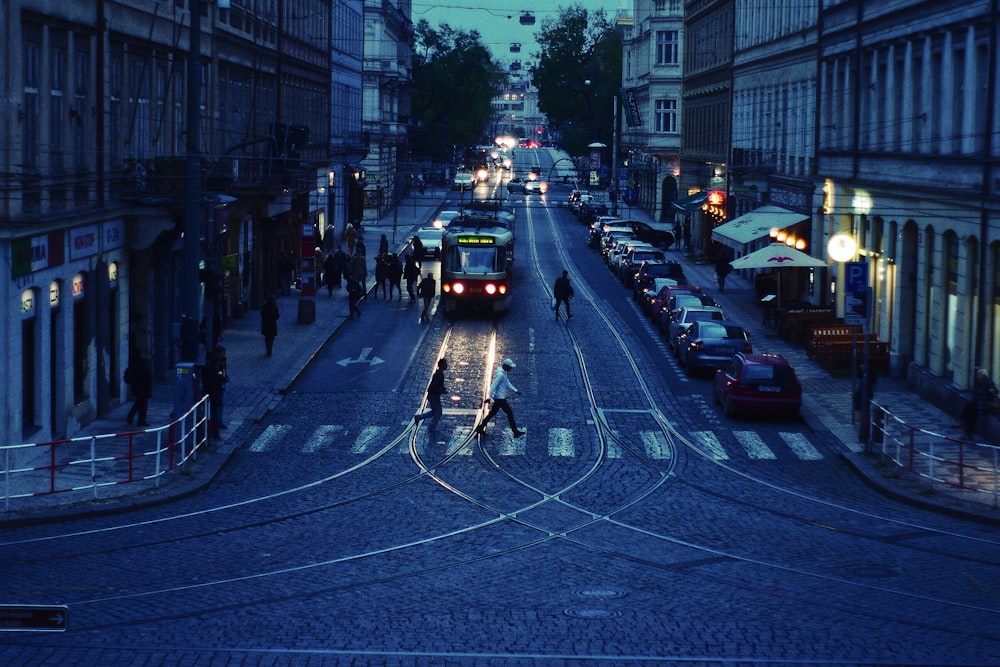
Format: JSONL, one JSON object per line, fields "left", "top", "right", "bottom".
{"left": 589, "top": 222, "right": 629, "bottom": 248}
{"left": 713, "top": 352, "right": 802, "bottom": 418}
{"left": 507, "top": 178, "right": 527, "bottom": 194}
{"left": 639, "top": 277, "right": 680, "bottom": 315}
{"left": 649, "top": 284, "right": 701, "bottom": 326}
{"left": 609, "top": 241, "right": 654, "bottom": 276}
{"left": 619, "top": 247, "right": 667, "bottom": 286}
{"left": 579, "top": 201, "right": 610, "bottom": 225}
{"left": 667, "top": 306, "right": 725, "bottom": 353}
{"left": 570, "top": 192, "right": 593, "bottom": 214}
{"left": 632, "top": 260, "right": 687, "bottom": 299}
{"left": 677, "top": 320, "right": 753, "bottom": 373}
{"left": 658, "top": 292, "right": 720, "bottom": 333}
{"left": 623, "top": 220, "right": 676, "bottom": 249}
{"left": 413, "top": 226, "right": 445, "bottom": 259}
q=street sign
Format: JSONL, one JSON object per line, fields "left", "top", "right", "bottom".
{"left": 845, "top": 261, "right": 868, "bottom": 294}
{"left": 0, "top": 604, "right": 68, "bottom": 632}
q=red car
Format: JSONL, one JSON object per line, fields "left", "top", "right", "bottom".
{"left": 713, "top": 352, "right": 802, "bottom": 418}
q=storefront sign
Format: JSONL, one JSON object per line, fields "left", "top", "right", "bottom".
{"left": 12, "top": 231, "right": 64, "bottom": 278}
{"left": 69, "top": 225, "right": 99, "bottom": 261}
{"left": 103, "top": 220, "right": 124, "bottom": 251}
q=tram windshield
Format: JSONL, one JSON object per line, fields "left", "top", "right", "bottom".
{"left": 446, "top": 245, "right": 504, "bottom": 274}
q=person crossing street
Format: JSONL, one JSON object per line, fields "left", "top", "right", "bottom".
{"left": 553, "top": 269, "right": 574, "bottom": 320}
{"left": 475, "top": 358, "right": 524, "bottom": 438}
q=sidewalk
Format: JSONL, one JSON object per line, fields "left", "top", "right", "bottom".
{"left": 0, "top": 191, "right": 446, "bottom": 526}
{"left": 4, "top": 188, "right": 998, "bottom": 525}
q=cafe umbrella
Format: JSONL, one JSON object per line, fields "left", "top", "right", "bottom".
{"left": 729, "top": 242, "right": 827, "bottom": 308}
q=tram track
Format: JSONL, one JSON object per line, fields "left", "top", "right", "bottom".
{"left": 3, "top": 175, "right": 1000, "bottom": 660}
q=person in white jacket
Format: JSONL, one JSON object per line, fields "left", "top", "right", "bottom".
{"left": 475, "top": 358, "right": 524, "bottom": 438}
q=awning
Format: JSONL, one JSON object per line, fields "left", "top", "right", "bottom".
{"left": 672, "top": 191, "right": 707, "bottom": 212}
{"left": 711, "top": 204, "right": 808, "bottom": 251}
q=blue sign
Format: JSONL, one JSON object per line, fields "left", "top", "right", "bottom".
{"left": 845, "top": 261, "right": 868, "bottom": 294}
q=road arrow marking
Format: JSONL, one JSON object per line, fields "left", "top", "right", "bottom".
{"left": 337, "top": 347, "right": 385, "bottom": 367}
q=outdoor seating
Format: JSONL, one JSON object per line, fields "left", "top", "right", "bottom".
{"left": 812, "top": 337, "right": 891, "bottom": 375}
{"left": 777, "top": 307, "right": 838, "bottom": 346}
{"left": 806, "top": 324, "right": 864, "bottom": 357}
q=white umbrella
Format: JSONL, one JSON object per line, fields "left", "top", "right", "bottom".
{"left": 729, "top": 242, "right": 827, "bottom": 270}
{"left": 729, "top": 243, "right": 826, "bottom": 308}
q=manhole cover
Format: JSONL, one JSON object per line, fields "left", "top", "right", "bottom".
{"left": 574, "top": 589, "right": 627, "bottom": 600}
{"left": 564, "top": 608, "right": 623, "bottom": 620}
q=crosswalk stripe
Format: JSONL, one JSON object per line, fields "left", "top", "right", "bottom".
{"left": 500, "top": 430, "right": 525, "bottom": 456}
{"left": 692, "top": 431, "right": 729, "bottom": 460}
{"left": 641, "top": 430, "right": 672, "bottom": 460}
{"left": 448, "top": 427, "right": 475, "bottom": 455}
{"left": 352, "top": 425, "right": 388, "bottom": 454}
{"left": 249, "top": 424, "right": 292, "bottom": 452}
{"left": 780, "top": 432, "right": 823, "bottom": 460}
{"left": 734, "top": 430, "right": 776, "bottom": 459}
{"left": 548, "top": 427, "right": 574, "bottom": 456}
{"left": 302, "top": 425, "right": 343, "bottom": 453}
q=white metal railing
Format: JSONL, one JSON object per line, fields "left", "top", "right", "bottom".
{"left": 2, "top": 396, "right": 211, "bottom": 513}
{"left": 869, "top": 401, "right": 1000, "bottom": 509}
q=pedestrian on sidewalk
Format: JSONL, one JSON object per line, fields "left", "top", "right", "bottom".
{"left": 356, "top": 236, "right": 367, "bottom": 258}
{"left": 378, "top": 233, "right": 389, "bottom": 256}
{"left": 403, "top": 254, "right": 420, "bottom": 302}
{"left": 125, "top": 349, "right": 153, "bottom": 426}
{"left": 347, "top": 276, "right": 363, "bottom": 319}
{"left": 553, "top": 269, "right": 574, "bottom": 320}
{"left": 277, "top": 251, "right": 295, "bottom": 296}
{"left": 475, "top": 358, "right": 524, "bottom": 438}
{"left": 962, "top": 369, "right": 998, "bottom": 439}
{"left": 387, "top": 252, "right": 404, "bottom": 300}
{"left": 715, "top": 252, "right": 732, "bottom": 291}
{"left": 414, "top": 358, "right": 448, "bottom": 432}
{"left": 411, "top": 236, "right": 425, "bottom": 269}
{"left": 323, "top": 253, "right": 338, "bottom": 296}
{"left": 345, "top": 223, "right": 357, "bottom": 255}
{"left": 201, "top": 351, "right": 228, "bottom": 437}
{"left": 418, "top": 271, "right": 436, "bottom": 323}
{"left": 261, "top": 295, "right": 280, "bottom": 357}
{"left": 374, "top": 252, "right": 389, "bottom": 299}
{"left": 351, "top": 251, "right": 367, "bottom": 286}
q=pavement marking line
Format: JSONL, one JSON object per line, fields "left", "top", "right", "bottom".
{"left": 447, "top": 427, "right": 474, "bottom": 456}
{"left": 692, "top": 431, "right": 729, "bottom": 461}
{"left": 353, "top": 425, "right": 388, "bottom": 454}
{"left": 548, "top": 427, "right": 574, "bottom": 457}
{"left": 301, "top": 425, "right": 343, "bottom": 453}
{"left": 642, "top": 430, "right": 672, "bottom": 460}
{"left": 249, "top": 424, "right": 292, "bottom": 453}
{"left": 734, "top": 430, "right": 777, "bottom": 460}
{"left": 779, "top": 432, "right": 824, "bottom": 460}
{"left": 500, "top": 430, "right": 525, "bottom": 456}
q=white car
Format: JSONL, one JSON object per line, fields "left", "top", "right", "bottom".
{"left": 452, "top": 170, "right": 476, "bottom": 190}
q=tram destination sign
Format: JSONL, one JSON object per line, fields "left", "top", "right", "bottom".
{"left": 0, "top": 604, "right": 68, "bottom": 632}
{"left": 456, "top": 236, "right": 495, "bottom": 245}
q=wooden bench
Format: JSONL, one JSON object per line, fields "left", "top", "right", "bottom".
{"left": 813, "top": 339, "right": 890, "bottom": 375}
{"left": 807, "top": 324, "right": 864, "bottom": 358}
{"left": 778, "top": 308, "right": 838, "bottom": 346}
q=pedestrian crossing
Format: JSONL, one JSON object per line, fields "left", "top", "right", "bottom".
{"left": 248, "top": 422, "right": 831, "bottom": 463}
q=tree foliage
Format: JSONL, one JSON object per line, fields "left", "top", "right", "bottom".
{"left": 531, "top": 5, "right": 622, "bottom": 157}
{"left": 410, "top": 21, "right": 507, "bottom": 161}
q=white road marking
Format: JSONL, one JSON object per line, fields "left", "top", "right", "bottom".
{"left": 780, "top": 432, "right": 824, "bottom": 460}
{"left": 641, "top": 430, "right": 672, "bottom": 460}
{"left": 548, "top": 427, "right": 574, "bottom": 456}
{"left": 302, "top": 425, "right": 343, "bottom": 453}
{"left": 249, "top": 424, "right": 292, "bottom": 452}
{"left": 734, "top": 430, "right": 776, "bottom": 459}
{"left": 352, "top": 425, "right": 388, "bottom": 454}
{"left": 692, "top": 430, "right": 729, "bottom": 461}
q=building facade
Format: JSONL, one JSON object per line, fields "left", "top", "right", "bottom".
{"left": 0, "top": 0, "right": 349, "bottom": 445}
{"left": 620, "top": 0, "right": 685, "bottom": 223}
{"left": 360, "top": 0, "right": 412, "bottom": 220}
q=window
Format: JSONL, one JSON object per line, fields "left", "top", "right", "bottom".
{"left": 23, "top": 36, "right": 40, "bottom": 170}
{"left": 51, "top": 42, "right": 67, "bottom": 171}
{"left": 656, "top": 30, "right": 679, "bottom": 66}
{"left": 655, "top": 98, "right": 677, "bottom": 133}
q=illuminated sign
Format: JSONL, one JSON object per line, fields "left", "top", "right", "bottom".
{"left": 457, "top": 236, "right": 496, "bottom": 245}
{"left": 707, "top": 190, "right": 725, "bottom": 206}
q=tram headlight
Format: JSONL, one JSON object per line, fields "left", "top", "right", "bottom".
{"left": 485, "top": 283, "right": 497, "bottom": 295}
{"left": 451, "top": 282, "right": 465, "bottom": 295}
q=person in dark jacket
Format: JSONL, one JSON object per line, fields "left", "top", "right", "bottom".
{"left": 387, "top": 252, "right": 404, "bottom": 300}
{"left": 125, "top": 349, "right": 153, "bottom": 427}
{"left": 403, "top": 254, "right": 420, "bottom": 302}
{"left": 418, "top": 272, "right": 436, "bottom": 323}
{"left": 553, "top": 270, "right": 574, "bottom": 320}
{"left": 963, "top": 368, "right": 998, "bottom": 439}
{"left": 261, "top": 296, "right": 280, "bottom": 357}
{"left": 414, "top": 358, "right": 448, "bottom": 432}
{"left": 323, "top": 253, "right": 337, "bottom": 296}
{"left": 201, "top": 352, "right": 228, "bottom": 437}
{"left": 347, "top": 277, "right": 363, "bottom": 319}
{"left": 715, "top": 253, "right": 733, "bottom": 291}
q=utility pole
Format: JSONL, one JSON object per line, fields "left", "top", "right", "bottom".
{"left": 180, "top": 0, "right": 203, "bottom": 362}
{"left": 611, "top": 95, "right": 619, "bottom": 217}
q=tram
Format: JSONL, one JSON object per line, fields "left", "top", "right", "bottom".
{"left": 439, "top": 202, "right": 515, "bottom": 316}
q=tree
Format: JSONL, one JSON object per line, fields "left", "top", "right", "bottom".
{"left": 410, "top": 21, "right": 507, "bottom": 161}
{"left": 530, "top": 5, "right": 621, "bottom": 158}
